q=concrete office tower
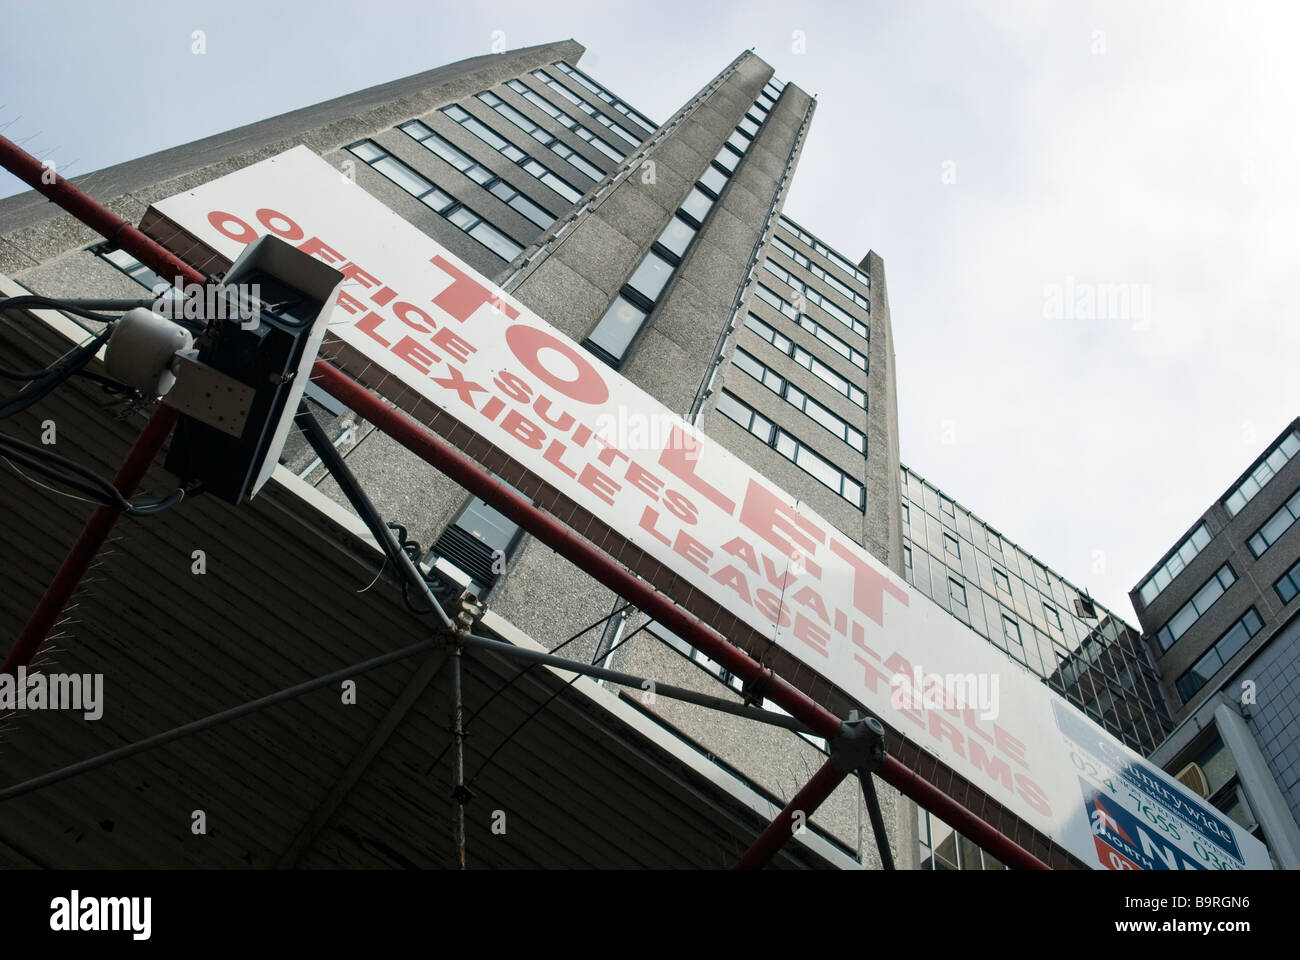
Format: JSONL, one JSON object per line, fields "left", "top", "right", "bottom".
{"left": 900, "top": 466, "right": 1174, "bottom": 868}
{"left": 0, "top": 40, "right": 912, "bottom": 866}
{"left": 1131, "top": 418, "right": 1300, "bottom": 869}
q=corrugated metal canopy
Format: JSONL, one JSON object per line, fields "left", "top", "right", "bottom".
{"left": 0, "top": 294, "right": 855, "bottom": 870}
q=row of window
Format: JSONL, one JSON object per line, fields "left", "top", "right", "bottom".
{"left": 754, "top": 279, "right": 867, "bottom": 369}
{"left": 933, "top": 535, "right": 1066, "bottom": 632}
{"left": 441, "top": 104, "right": 584, "bottom": 204}
{"left": 1176, "top": 608, "right": 1264, "bottom": 703}
{"left": 346, "top": 140, "right": 523, "bottom": 261}
{"left": 714, "top": 391, "right": 864, "bottom": 507}
{"left": 1247, "top": 484, "right": 1300, "bottom": 557}
{"left": 758, "top": 262, "right": 868, "bottom": 338}
{"left": 731, "top": 347, "right": 866, "bottom": 453}
{"left": 554, "top": 61, "right": 658, "bottom": 137}
{"left": 475, "top": 90, "right": 606, "bottom": 183}
{"left": 1156, "top": 563, "right": 1237, "bottom": 651}
{"left": 531, "top": 68, "right": 644, "bottom": 148}
{"left": 1224, "top": 429, "right": 1300, "bottom": 516}
{"left": 398, "top": 119, "right": 557, "bottom": 229}
{"left": 778, "top": 215, "right": 871, "bottom": 288}
{"left": 506, "top": 78, "right": 626, "bottom": 162}
{"left": 769, "top": 236, "right": 870, "bottom": 310}
{"left": 1137, "top": 522, "right": 1211, "bottom": 608}
{"left": 1276, "top": 557, "right": 1300, "bottom": 604}
{"left": 582, "top": 81, "right": 775, "bottom": 368}
{"left": 743, "top": 313, "right": 867, "bottom": 408}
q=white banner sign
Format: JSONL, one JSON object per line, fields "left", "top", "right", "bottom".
{"left": 152, "top": 146, "right": 1271, "bottom": 870}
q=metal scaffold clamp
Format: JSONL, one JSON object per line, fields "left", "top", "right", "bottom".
{"left": 829, "top": 712, "right": 887, "bottom": 775}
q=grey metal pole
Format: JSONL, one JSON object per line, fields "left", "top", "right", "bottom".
{"left": 859, "top": 771, "right": 895, "bottom": 870}
{"left": 0, "top": 635, "right": 444, "bottom": 803}
{"left": 463, "top": 633, "right": 815, "bottom": 735}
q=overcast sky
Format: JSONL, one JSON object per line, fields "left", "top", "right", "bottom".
{"left": 2, "top": 0, "right": 1296, "bottom": 619}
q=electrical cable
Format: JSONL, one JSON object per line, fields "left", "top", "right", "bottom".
{"left": 0, "top": 325, "right": 112, "bottom": 420}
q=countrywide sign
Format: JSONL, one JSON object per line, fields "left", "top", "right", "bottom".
{"left": 150, "top": 147, "right": 1271, "bottom": 870}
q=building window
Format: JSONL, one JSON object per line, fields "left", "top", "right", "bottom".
{"left": 1275, "top": 558, "right": 1300, "bottom": 604}
{"left": 505, "top": 78, "right": 626, "bottom": 162}
{"left": 1034, "top": 562, "right": 1050, "bottom": 585}
{"left": 1156, "top": 564, "right": 1237, "bottom": 651}
{"left": 940, "top": 496, "right": 955, "bottom": 518}
{"left": 743, "top": 314, "right": 867, "bottom": 409}
{"left": 1247, "top": 486, "right": 1300, "bottom": 557}
{"left": 943, "top": 533, "right": 960, "bottom": 559}
{"left": 554, "top": 60, "right": 658, "bottom": 135}
{"left": 714, "top": 391, "right": 864, "bottom": 508}
{"left": 731, "top": 349, "right": 866, "bottom": 453}
{"left": 441, "top": 105, "right": 584, "bottom": 203}
{"left": 1224, "top": 429, "right": 1300, "bottom": 516}
{"left": 993, "top": 568, "right": 1011, "bottom": 593}
{"left": 904, "top": 545, "right": 913, "bottom": 571}
{"left": 949, "top": 578, "right": 967, "bottom": 606}
{"left": 1002, "top": 615, "right": 1023, "bottom": 650}
{"left": 584, "top": 296, "right": 647, "bottom": 368}
{"left": 475, "top": 90, "right": 605, "bottom": 182}
{"left": 1175, "top": 609, "right": 1264, "bottom": 703}
{"left": 346, "top": 140, "right": 523, "bottom": 261}
{"left": 778, "top": 215, "right": 872, "bottom": 287}
{"left": 1043, "top": 603, "right": 1062, "bottom": 629}
{"left": 531, "top": 68, "right": 644, "bottom": 146}
{"left": 760, "top": 261, "right": 869, "bottom": 337}
{"left": 1137, "top": 522, "right": 1212, "bottom": 607}
{"left": 902, "top": 503, "right": 910, "bottom": 525}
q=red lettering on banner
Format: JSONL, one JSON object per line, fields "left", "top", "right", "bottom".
{"left": 578, "top": 464, "right": 620, "bottom": 505}
{"left": 661, "top": 489, "right": 698, "bottom": 525}
{"left": 257, "top": 208, "right": 303, "bottom": 241}
{"left": 850, "top": 622, "right": 879, "bottom": 659}
{"left": 852, "top": 653, "right": 893, "bottom": 695}
{"left": 1015, "top": 775, "right": 1052, "bottom": 817}
{"left": 828, "top": 537, "right": 909, "bottom": 626}
{"left": 834, "top": 608, "right": 848, "bottom": 636}
{"left": 720, "top": 537, "right": 760, "bottom": 574}
{"left": 432, "top": 367, "right": 487, "bottom": 407}
{"left": 356, "top": 312, "right": 391, "bottom": 348}
{"left": 339, "top": 262, "right": 381, "bottom": 291}
{"left": 793, "top": 613, "right": 829, "bottom": 658}
{"left": 371, "top": 286, "right": 397, "bottom": 307}
{"left": 995, "top": 725, "right": 1030, "bottom": 770}
{"left": 753, "top": 589, "right": 791, "bottom": 628}
{"left": 625, "top": 461, "right": 663, "bottom": 501}
{"left": 393, "top": 301, "right": 432, "bottom": 334}
{"left": 968, "top": 741, "right": 1014, "bottom": 791}
{"left": 209, "top": 211, "right": 256, "bottom": 244}
{"left": 336, "top": 290, "right": 365, "bottom": 316}
{"left": 928, "top": 713, "right": 966, "bottom": 758}
{"left": 431, "top": 326, "right": 474, "bottom": 363}
{"left": 659, "top": 427, "right": 734, "bottom": 515}
{"left": 740, "top": 481, "right": 825, "bottom": 577}
{"left": 543, "top": 439, "right": 578, "bottom": 479}
{"left": 712, "top": 565, "right": 752, "bottom": 604}
{"left": 504, "top": 324, "right": 609, "bottom": 404}
{"left": 430, "top": 255, "right": 519, "bottom": 322}
{"left": 479, "top": 396, "right": 505, "bottom": 423}
{"left": 492, "top": 370, "right": 532, "bottom": 404}
{"left": 533, "top": 396, "right": 576, "bottom": 432}
{"left": 639, "top": 506, "right": 673, "bottom": 547}
{"left": 500, "top": 410, "right": 544, "bottom": 450}
{"left": 391, "top": 336, "right": 439, "bottom": 375}
{"left": 672, "top": 531, "right": 712, "bottom": 573}
{"left": 792, "top": 586, "right": 830, "bottom": 624}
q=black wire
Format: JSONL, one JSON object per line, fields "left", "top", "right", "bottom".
{"left": 465, "top": 621, "right": 649, "bottom": 788}
{"left": 0, "top": 326, "right": 113, "bottom": 420}
{"left": 0, "top": 296, "right": 126, "bottom": 325}
{"left": 421, "top": 602, "right": 632, "bottom": 777}
{"left": 0, "top": 433, "right": 187, "bottom": 517}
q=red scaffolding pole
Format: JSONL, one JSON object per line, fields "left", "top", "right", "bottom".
{"left": 0, "top": 133, "right": 1050, "bottom": 871}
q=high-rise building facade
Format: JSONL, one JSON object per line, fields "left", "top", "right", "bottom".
{"left": 1130, "top": 418, "right": 1300, "bottom": 868}
{"left": 1, "top": 38, "right": 1157, "bottom": 869}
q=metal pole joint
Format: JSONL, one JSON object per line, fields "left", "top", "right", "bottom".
{"left": 829, "top": 714, "right": 886, "bottom": 775}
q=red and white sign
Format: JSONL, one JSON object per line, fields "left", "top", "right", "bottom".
{"left": 151, "top": 147, "right": 1271, "bottom": 870}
